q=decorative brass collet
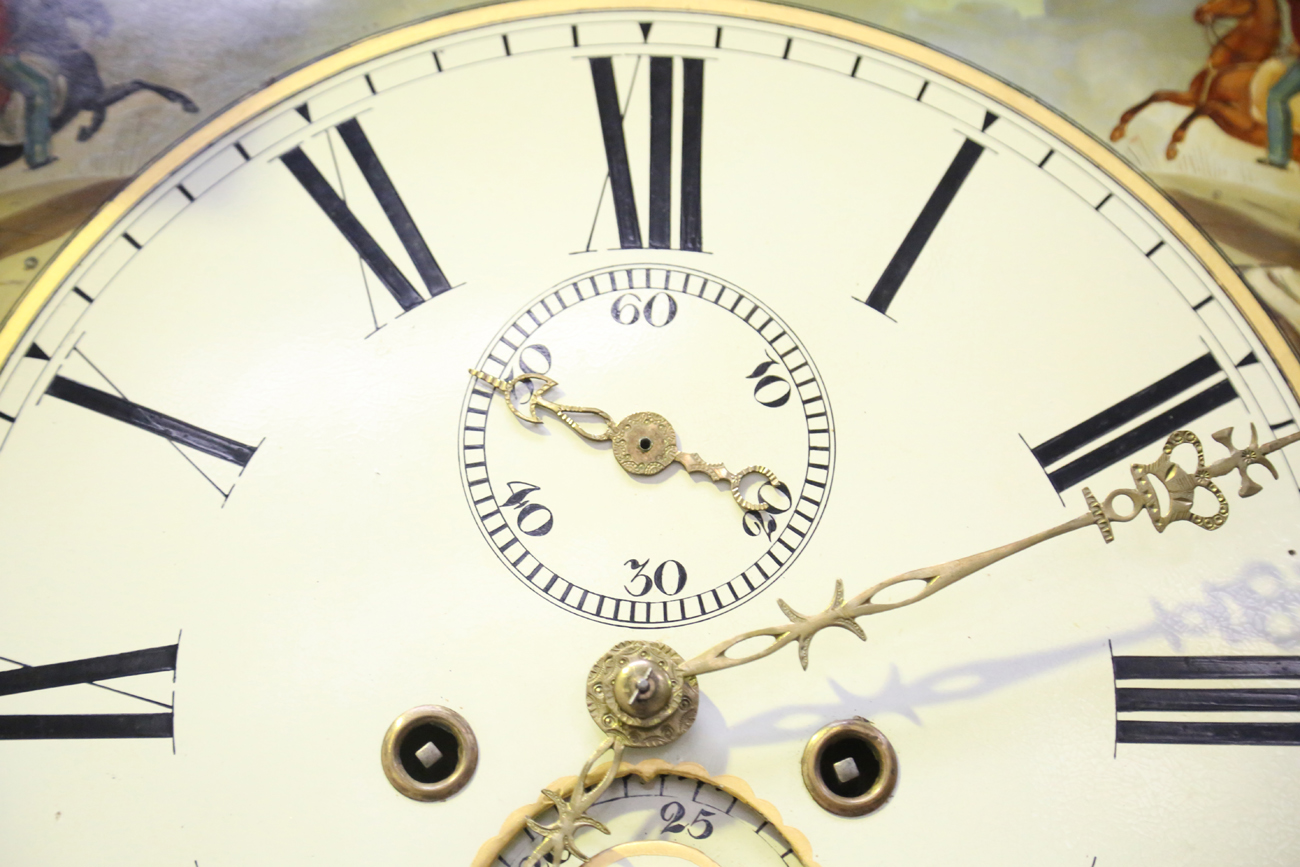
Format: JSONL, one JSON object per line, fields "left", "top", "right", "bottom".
{"left": 586, "top": 641, "right": 698, "bottom": 748}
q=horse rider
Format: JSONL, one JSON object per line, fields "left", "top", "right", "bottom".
{"left": 1264, "top": 0, "right": 1300, "bottom": 167}
{"left": 0, "top": 0, "right": 56, "bottom": 167}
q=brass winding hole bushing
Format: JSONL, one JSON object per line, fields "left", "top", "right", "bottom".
{"left": 381, "top": 705, "right": 478, "bottom": 801}
{"left": 801, "top": 717, "right": 897, "bottom": 817}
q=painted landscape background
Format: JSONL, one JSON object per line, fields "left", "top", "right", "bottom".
{"left": 0, "top": 0, "right": 1296, "bottom": 350}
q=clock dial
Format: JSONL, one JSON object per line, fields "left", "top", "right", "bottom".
{"left": 1, "top": 3, "right": 1299, "bottom": 866}
{"left": 461, "top": 264, "right": 833, "bottom": 625}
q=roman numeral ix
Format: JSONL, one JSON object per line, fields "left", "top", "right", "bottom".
{"left": 0, "top": 645, "right": 178, "bottom": 740}
{"left": 589, "top": 55, "right": 704, "bottom": 252}
{"left": 283, "top": 117, "right": 451, "bottom": 313}
{"left": 1114, "top": 654, "right": 1300, "bottom": 746}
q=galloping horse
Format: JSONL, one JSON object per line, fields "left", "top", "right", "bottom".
{"left": 0, "top": 0, "right": 198, "bottom": 169}
{"left": 1110, "top": 0, "right": 1289, "bottom": 161}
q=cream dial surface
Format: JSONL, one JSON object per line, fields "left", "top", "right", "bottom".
{"left": 1, "top": 4, "right": 1299, "bottom": 867}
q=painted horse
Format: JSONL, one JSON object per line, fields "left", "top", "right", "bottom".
{"left": 1110, "top": 0, "right": 1290, "bottom": 161}
{"left": 0, "top": 0, "right": 198, "bottom": 169}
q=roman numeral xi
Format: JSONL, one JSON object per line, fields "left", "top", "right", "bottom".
{"left": 589, "top": 55, "right": 704, "bottom": 251}
{"left": 282, "top": 117, "right": 451, "bottom": 313}
{"left": 0, "top": 645, "right": 178, "bottom": 740}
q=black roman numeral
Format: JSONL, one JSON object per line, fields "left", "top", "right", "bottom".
{"left": 1030, "top": 353, "right": 1238, "bottom": 493}
{"left": 282, "top": 117, "right": 450, "bottom": 313}
{"left": 0, "top": 645, "right": 177, "bottom": 740}
{"left": 1114, "top": 655, "right": 1300, "bottom": 746}
{"left": 862, "top": 121, "right": 993, "bottom": 316}
{"left": 46, "top": 375, "right": 256, "bottom": 467}
{"left": 588, "top": 55, "right": 704, "bottom": 251}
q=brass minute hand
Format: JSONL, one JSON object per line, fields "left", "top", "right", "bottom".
{"left": 679, "top": 425, "right": 1300, "bottom": 678}
{"left": 469, "top": 369, "right": 780, "bottom": 513}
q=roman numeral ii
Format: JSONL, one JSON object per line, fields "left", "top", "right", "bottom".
{"left": 1030, "top": 352, "right": 1237, "bottom": 493}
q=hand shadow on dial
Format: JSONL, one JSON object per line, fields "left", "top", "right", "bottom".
{"left": 658, "top": 564, "right": 1300, "bottom": 777}
{"left": 714, "top": 624, "right": 1161, "bottom": 751}
{"left": 705, "top": 560, "right": 1300, "bottom": 751}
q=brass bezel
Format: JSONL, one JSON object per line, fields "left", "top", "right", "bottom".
{"left": 801, "top": 717, "right": 898, "bottom": 817}
{"left": 471, "top": 758, "right": 819, "bottom": 866}
{"left": 380, "top": 705, "right": 478, "bottom": 802}
{"left": 1, "top": 0, "right": 1296, "bottom": 407}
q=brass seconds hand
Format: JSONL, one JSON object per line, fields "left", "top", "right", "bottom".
{"left": 469, "top": 369, "right": 781, "bottom": 513}
{"left": 513, "top": 424, "right": 1300, "bottom": 865}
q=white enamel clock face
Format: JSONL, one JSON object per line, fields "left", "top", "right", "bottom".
{"left": 2, "top": 2, "right": 1300, "bottom": 866}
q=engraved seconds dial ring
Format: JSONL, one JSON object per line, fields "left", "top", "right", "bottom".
{"left": 459, "top": 264, "right": 835, "bottom": 626}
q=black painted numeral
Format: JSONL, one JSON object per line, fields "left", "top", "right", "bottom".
{"left": 0, "top": 645, "right": 177, "bottom": 740}
{"left": 589, "top": 55, "right": 704, "bottom": 251}
{"left": 502, "top": 481, "right": 554, "bottom": 537}
{"left": 1030, "top": 353, "right": 1237, "bottom": 492}
{"left": 863, "top": 123, "right": 992, "bottom": 316}
{"left": 1114, "top": 655, "right": 1300, "bottom": 746}
{"left": 282, "top": 117, "right": 450, "bottom": 312}
{"left": 47, "top": 375, "right": 256, "bottom": 467}
{"left": 624, "top": 558, "right": 688, "bottom": 597}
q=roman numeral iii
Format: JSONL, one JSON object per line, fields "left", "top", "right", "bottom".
{"left": 588, "top": 55, "right": 704, "bottom": 251}
{"left": 0, "top": 645, "right": 178, "bottom": 740}
{"left": 1114, "top": 655, "right": 1300, "bottom": 746}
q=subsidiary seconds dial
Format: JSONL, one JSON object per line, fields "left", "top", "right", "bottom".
{"left": 459, "top": 265, "right": 835, "bottom": 626}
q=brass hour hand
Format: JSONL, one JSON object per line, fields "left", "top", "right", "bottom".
{"left": 469, "top": 369, "right": 780, "bottom": 512}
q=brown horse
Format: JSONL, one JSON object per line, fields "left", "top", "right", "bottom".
{"left": 1111, "top": 0, "right": 1288, "bottom": 160}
